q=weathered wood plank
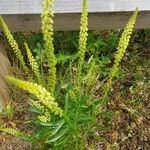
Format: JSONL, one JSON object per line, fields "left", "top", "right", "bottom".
{"left": 1, "top": 11, "right": 150, "bottom": 31}
{"left": 0, "top": 41, "right": 10, "bottom": 111}
{"left": 0, "top": 0, "right": 150, "bottom": 14}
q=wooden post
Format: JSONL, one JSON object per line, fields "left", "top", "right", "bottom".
{"left": 0, "top": 40, "right": 10, "bottom": 111}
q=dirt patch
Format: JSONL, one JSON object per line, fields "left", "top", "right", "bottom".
{"left": 0, "top": 133, "right": 30, "bottom": 150}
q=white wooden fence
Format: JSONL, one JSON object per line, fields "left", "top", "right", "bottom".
{"left": 0, "top": 0, "right": 150, "bottom": 31}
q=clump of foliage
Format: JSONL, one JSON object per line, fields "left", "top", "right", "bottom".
{"left": 0, "top": 0, "right": 138, "bottom": 149}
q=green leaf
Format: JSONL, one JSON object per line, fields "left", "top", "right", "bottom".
{"left": 46, "top": 128, "right": 68, "bottom": 143}
{"left": 51, "top": 120, "right": 65, "bottom": 136}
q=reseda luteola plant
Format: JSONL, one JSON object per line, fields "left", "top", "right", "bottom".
{"left": 0, "top": 0, "right": 138, "bottom": 148}
{"left": 103, "top": 8, "right": 138, "bottom": 101}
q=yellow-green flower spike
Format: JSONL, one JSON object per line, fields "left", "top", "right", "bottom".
{"left": 31, "top": 99, "right": 51, "bottom": 122}
{"left": 6, "top": 76, "right": 63, "bottom": 117}
{"left": 76, "top": 0, "right": 88, "bottom": 87}
{"left": 41, "top": 0, "right": 56, "bottom": 94}
{"left": 0, "top": 16, "right": 28, "bottom": 72}
{"left": 0, "top": 128, "right": 30, "bottom": 140}
{"left": 24, "top": 42, "right": 42, "bottom": 84}
{"left": 105, "top": 8, "right": 138, "bottom": 95}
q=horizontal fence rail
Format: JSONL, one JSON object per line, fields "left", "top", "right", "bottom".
{"left": 0, "top": 0, "right": 150, "bottom": 31}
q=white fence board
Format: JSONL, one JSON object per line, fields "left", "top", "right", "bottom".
{"left": 0, "top": 0, "right": 150, "bottom": 31}
{"left": 0, "top": 0, "right": 150, "bottom": 14}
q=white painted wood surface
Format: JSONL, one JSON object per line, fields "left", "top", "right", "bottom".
{"left": 0, "top": 0, "right": 150, "bottom": 14}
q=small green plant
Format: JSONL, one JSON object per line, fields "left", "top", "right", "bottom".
{"left": 0, "top": 101, "right": 14, "bottom": 120}
{"left": 0, "top": 0, "right": 138, "bottom": 149}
